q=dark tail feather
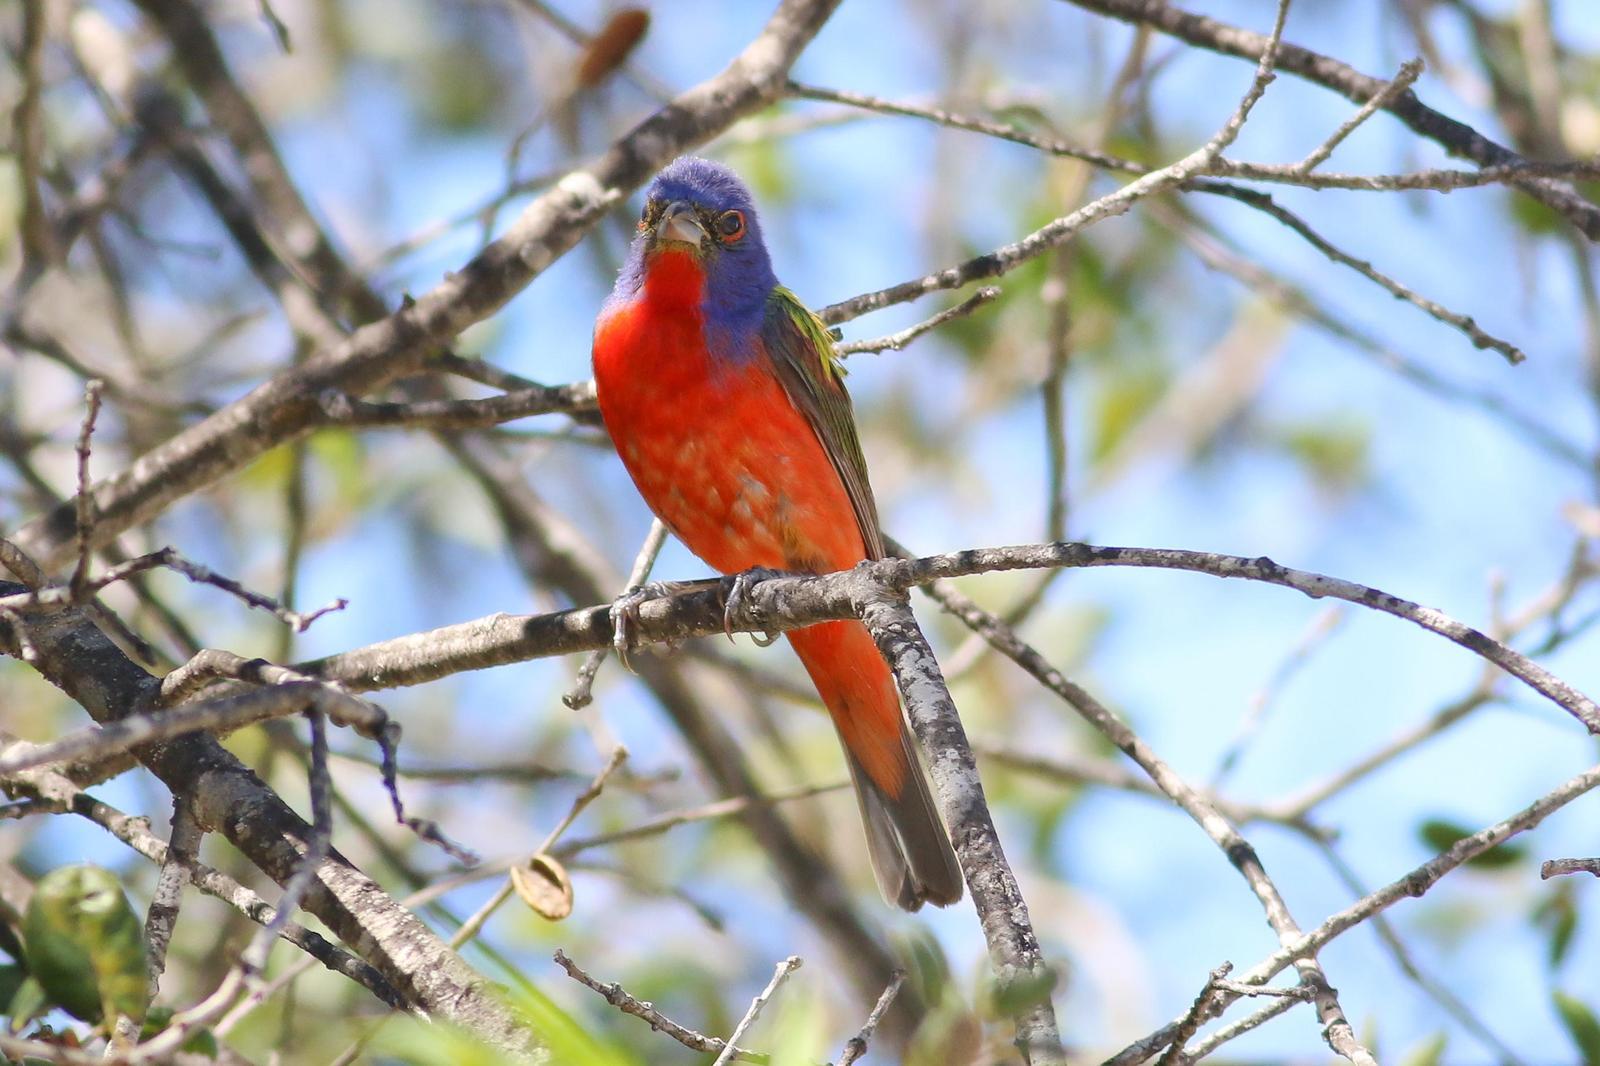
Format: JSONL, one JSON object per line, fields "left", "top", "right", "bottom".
{"left": 843, "top": 724, "right": 963, "bottom": 911}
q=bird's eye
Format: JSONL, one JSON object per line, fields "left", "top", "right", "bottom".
{"left": 718, "top": 210, "right": 745, "bottom": 243}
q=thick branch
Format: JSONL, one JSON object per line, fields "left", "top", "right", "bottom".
{"left": 297, "top": 542, "right": 1600, "bottom": 736}
{"left": 856, "top": 590, "right": 1065, "bottom": 1064}
{"left": 0, "top": 588, "right": 543, "bottom": 1059}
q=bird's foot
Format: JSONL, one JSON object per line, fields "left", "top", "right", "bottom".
{"left": 609, "top": 580, "right": 689, "bottom": 671}
{"left": 722, "top": 567, "right": 786, "bottom": 647}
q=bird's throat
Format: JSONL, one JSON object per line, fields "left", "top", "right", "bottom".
{"left": 641, "top": 247, "right": 706, "bottom": 312}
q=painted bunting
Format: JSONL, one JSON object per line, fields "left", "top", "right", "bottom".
{"left": 592, "top": 157, "right": 963, "bottom": 910}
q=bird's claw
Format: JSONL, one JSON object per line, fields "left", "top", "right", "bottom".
{"left": 608, "top": 580, "right": 681, "bottom": 672}
{"left": 723, "top": 567, "right": 784, "bottom": 646}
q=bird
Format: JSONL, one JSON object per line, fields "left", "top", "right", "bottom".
{"left": 591, "top": 156, "right": 963, "bottom": 911}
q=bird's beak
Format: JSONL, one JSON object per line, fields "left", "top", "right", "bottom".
{"left": 655, "top": 201, "right": 706, "bottom": 248}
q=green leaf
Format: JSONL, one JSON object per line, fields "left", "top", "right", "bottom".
{"left": 0, "top": 965, "right": 25, "bottom": 1015}
{"left": 1417, "top": 818, "right": 1526, "bottom": 869}
{"left": 1398, "top": 1031, "right": 1448, "bottom": 1066}
{"left": 22, "top": 865, "right": 148, "bottom": 1024}
{"left": 1534, "top": 883, "right": 1580, "bottom": 970}
{"left": 4, "top": 975, "right": 49, "bottom": 1032}
{"left": 1554, "top": 990, "right": 1600, "bottom": 1065}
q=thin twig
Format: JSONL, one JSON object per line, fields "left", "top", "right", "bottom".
{"left": 1193, "top": 180, "right": 1527, "bottom": 364}
{"left": 712, "top": 955, "right": 802, "bottom": 1066}
{"left": 834, "top": 287, "right": 1001, "bottom": 355}
{"left": 1294, "top": 58, "right": 1425, "bottom": 173}
{"left": 401, "top": 780, "right": 845, "bottom": 912}
{"left": 315, "top": 382, "right": 597, "bottom": 429}
{"left": 241, "top": 710, "right": 333, "bottom": 973}
{"left": 1541, "top": 857, "right": 1600, "bottom": 879}
{"left": 1157, "top": 964, "right": 1234, "bottom": 1066}
{"left": 0, "top": 546, "right": 346, "bottom": 632}
{"left": 450, "top": 746, "right": 629, "bottom": 947}
{"left": 554, "top": 949, "right": 771, "bottom": 1063}
{"left": 70, "top": 380, "right": 106, "bottom": 598}
{"left": 1105, "top": 760, "right": 1600, "bottom": 1065}
{"left": 565, "top": 519, "right": 668, "bottom": 709}
{"left": 144, "top": 800, "right": 203, "bottom": 993}
{"left": 0, "top": 681, "right": 386, "bottom": 776}
{"left": 837, "top": 970, "right": 905, "bottom": 1066}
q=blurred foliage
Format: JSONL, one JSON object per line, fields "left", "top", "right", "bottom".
{"left": 1554, "top": 990, "right": 1600, "bottom": 1066}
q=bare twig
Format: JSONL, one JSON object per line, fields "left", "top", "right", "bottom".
{"left": 1106, "top": 760, "right": 1600, "bottom": 1065}
{"left": 1193, "top": 180, "right": 1527, "bottom": 364}
{"left": 1059, "top": 0, "right": 1600, "bottom": 238}
{"left": 0, "top": 546, "right": 346, "bottom": 632}
{"left": 553, "top": 780, "right": 847, "bottom": 858}
{"left": 70, "top": 381, "right": 106, "bottom": 598}
{"left": 0, "top": 681, "right": 387, "bottom": 777}
{"left": 834, "top": 287, "right": 1002, "bottom": 355}
{"left": 401, "top": 780, "right": 847, "bottom": 912}
{"left": 314, "top": 382, "right": 597, "bottom": 429}
{"left": 1541, "top": 857, "right": 1600, "bottom": 879}
{"left": 144, "top": 801, "right": 203, "bottom": 992}
{"left": 1157, "top": 964, "right": 1234, "bottom": 1066}
{"left": 837, "top": 970, "right": 906, "bottom": 1066}
{"left": 554, "top": 949, "right": 770, "bottom": 1063}
{"left": 1294, "top": 58, "right": 1425, "bottom": 172}
{"left": 1212, "top": 606, "right": 1345, "bottom": 787}
{"left": 565, "top": 519, "right": 668, "bottom": 709}
{"left": 712, "top": 955, "right": 802, "bottom": 1066}
{"left": 450, "top": 746, "right": 628, "bottom": 947}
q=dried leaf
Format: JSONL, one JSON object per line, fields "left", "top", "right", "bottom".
{"left": 575, "top": 10, "right": 650, "bottom": 90}
{"left": 510, "top": 854, "right": 573, "bottom": 921}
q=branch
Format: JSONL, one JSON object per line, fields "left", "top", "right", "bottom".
{"left": 1060, "top": 0, "right": 1600, "bottom": 239}
{"left": 0, "top": 738, "right": 403, "bottom": 1007}
{"left": 1541, "top": 857, "right": 1600, "bottom": 879}
{"left": 1106, "top": 760, "right": 1600, "bottom": 1064}
{"left": 0, "top": 681, "right": 387, "bottom": 778}
{"left": 313, "top": 383, "right": 596, "bottom": 430}
{"left": 13, "top": 0, "right": 846, "bottom": 572}
{"left": 295, "top": 542, "right": 1600, "bottom": 737}
{"left": 837, "top": 970, "right": 906, "bottom": 1066}
{"left": 1192, "top": 180, "right": 1525, "bottom": 364}
{"left": 554, "top": 950, "right": 771, "bottom": 1064}
{"left": 834, "top": 287, "right": 1002, "bottom": 355}
{"left": 713, "top": 956, "right": 802, "bottom": 1066}
{"left": 856, "top": 589, "right": 1065, "bottom": 1064}
{"left": 0, "top": 589, "right": 536, "bottom": 1056}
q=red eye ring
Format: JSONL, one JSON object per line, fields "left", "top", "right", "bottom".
{"left": 718, "top": 210, "right": 745, "bottom": 243}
